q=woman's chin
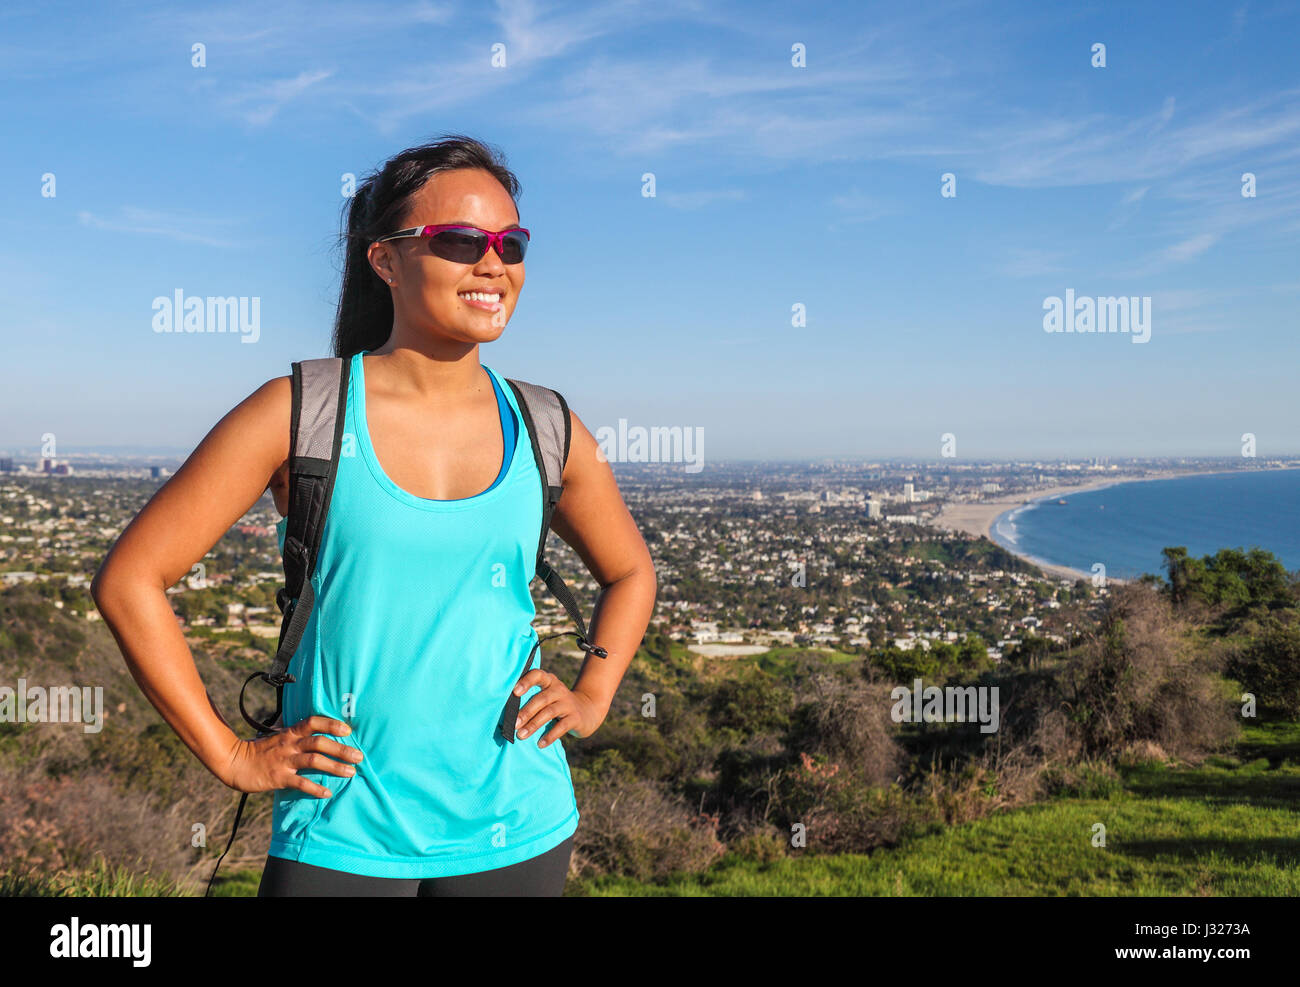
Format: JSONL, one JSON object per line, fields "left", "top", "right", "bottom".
{"left": 466, "top": 319, "right": 507, "bottom": 343}
{"left": 431, "top": 324, "right": 505, "bottom": 348}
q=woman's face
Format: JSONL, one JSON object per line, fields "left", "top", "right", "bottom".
{"left": 369, "top": 168, "right": 525, "bottom": 346}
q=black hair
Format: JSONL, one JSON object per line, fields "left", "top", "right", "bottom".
{"left": 332, "top": 134, "right": 522, "bottom": 358}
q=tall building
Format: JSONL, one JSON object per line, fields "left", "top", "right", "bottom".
{"left": 903, "top": 482, "right": 914, "bottom": 503}
{"left": 866, "top": 500, "right": 882, "bottom": 519}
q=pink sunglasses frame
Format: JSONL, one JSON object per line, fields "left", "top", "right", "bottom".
{"left": 374, "top": 224, "right": 530, "bottom": 264}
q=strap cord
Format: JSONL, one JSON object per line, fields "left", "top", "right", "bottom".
{"left": 204, "top": 725, "right": 276, "bottom": 898}
{"left": 498, "top": 627, "right": 608, "bottom": 744}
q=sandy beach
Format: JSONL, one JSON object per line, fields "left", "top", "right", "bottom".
{"left": 930, "top": 470, "right": 1198, "bottom": 582}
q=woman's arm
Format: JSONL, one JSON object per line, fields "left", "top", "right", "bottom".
{"left": 89, "top": 376, "right": 354, "bottom": 793}
{"left": 542, "top": 407, "right": 657, "bottom": 730}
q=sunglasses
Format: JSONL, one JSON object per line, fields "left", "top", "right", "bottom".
{"left": 374, "top": 224, "right": 530, "bottom": 265}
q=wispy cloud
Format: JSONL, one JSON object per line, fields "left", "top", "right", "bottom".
{"left": 76, "top": 207, "right": 244, "bottom": 248}
{"left": 969, "top": 92, "right": 1300, "bottom": 190}
{"left": 226, "top": 69, "right": 334, "bottom": 127}
{"left": 828, "top": 188, "right": 899, "bottom": 227}
{"left": 1231, "top": 3, "right": 1248, "bottom": 40}
{"left": 998, "top": 247, "right": 1067, "bottom": 278}
{"left": 1145, "top": 286, "right": 1241, "bottom": 335}
{"left": 1125, "top": 232, "right": 1221, "bottom": 278}
{"left": 659, "top": 187, "right": 747, "bottom": 209}
{"left": 1162, "top": 232, "right": 1219, "bottom": 264}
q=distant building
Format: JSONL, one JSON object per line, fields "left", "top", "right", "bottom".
{"left": 903, "top": 482, "right": 914, "bottom": 503}
{"left": 0, "top": 458, "right": 12, "bottom": 472}
{"left": 894, "top": 635, "right": 931, "bottom": 651}
{"left": 866, "top": 500, "right": 882, "bottom": 519}
{"left": 691, "top": 620, "right": 719, "bottom": 643}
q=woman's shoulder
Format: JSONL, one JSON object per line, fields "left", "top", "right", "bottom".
{"left": 249, "top": 373, "right": 293, "bottom": 425}
{"left": 247, "top": 374, "right": 293, "bottom": 516}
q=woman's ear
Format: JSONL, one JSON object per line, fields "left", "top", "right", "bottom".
{"left": 367, "top": 241, "right": 396, "bottom": 286}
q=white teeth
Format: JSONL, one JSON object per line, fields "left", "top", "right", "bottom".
{"left": 458, "top": 291, "right": 501, "bottom": 302}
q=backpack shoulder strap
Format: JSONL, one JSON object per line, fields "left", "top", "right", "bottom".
{"left": 218, "top": 355, "right": 349, "bottom": 896}
{"left": 498, "top": 377, "right": 607, "bottom": 744}
{"left": 238, "top": 356, "right": 349, "bottom": 734}
{"left": 504, "top": 378, "right": 570, "bottom": 568}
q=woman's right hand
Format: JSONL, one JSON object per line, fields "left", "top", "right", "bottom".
{"left": 224, "top": 715, "right": 362, "bottom": 797}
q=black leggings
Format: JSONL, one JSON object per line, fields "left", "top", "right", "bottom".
{"left": 257, "top": 835, "right": 574, "bottom": 897}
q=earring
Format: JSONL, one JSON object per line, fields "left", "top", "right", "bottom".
{"left": 387, "top": 278, "right": 394, "bottom": 284}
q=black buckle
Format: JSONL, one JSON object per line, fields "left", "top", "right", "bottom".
{"left": 577, "top": 638, "right": 608, "bottom": 658}
{"left": 237, "top": 669, "right": 296, "bottom": 734}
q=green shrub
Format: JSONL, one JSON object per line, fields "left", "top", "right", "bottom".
{"left": 1040, "top": 760, "right": 1122, "bottom": 799}
{"left": 1227, "top": 612, "right": 1300, "bottom": 716}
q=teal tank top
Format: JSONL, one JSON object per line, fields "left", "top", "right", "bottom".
{"left": 268, "top": 349, "right": 578, "bottom": 877}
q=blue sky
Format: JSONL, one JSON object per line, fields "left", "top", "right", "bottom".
{"left": 2, "top": 0, "right": 1298, "bottom": 461}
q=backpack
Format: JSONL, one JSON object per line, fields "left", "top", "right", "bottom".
{"left": 205, "top": 355, "right": 606, "bottom": 895}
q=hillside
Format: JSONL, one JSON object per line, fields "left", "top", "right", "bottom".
{"left": 2, "top": 543, "right": 1298, "bottom": 896}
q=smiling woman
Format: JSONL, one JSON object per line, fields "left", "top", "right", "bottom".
{"left": 335, "top": 140, "right": 531, "bottom": 359}
{"left": 90, "top": 134, "right": 657, "bottom": 898}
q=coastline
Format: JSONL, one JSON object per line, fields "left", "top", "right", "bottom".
{"left": 930, "top": 468, "right": 1265, "bottom": 583}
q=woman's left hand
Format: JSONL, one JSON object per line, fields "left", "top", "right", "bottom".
{"left": 512, "top": 671, "right": 602, "bottom": 747}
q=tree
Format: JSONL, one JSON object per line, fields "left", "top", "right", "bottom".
{"left": 1162, "top": 547, "right": 1194, "bottom": 606}
{"left": 957, "top": 632, "right": 994, "bottom": 673}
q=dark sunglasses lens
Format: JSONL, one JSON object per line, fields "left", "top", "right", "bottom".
{"left": 499, "top": 231, "right": 528, "bottom": 264}
{"left": 425, "top": 229, "right": 528, "bottom": 264}
{"left": 428, "top": 229, "right": 488, "bottom": 263}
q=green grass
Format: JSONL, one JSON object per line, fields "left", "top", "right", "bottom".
{"left": 0, "top": 856, "right": 190, "bottom": 897}
{"left": 749, "top": 645, "right": 861, "bottom": 676}
{"left": 570, "top": 718, "right": 1300, "bottom": 896}
{"left": 207, "top": 866, "right": 263, "bottom": 897}
{"left": 572, "top": 797, "right": 1300, "bottom": 896}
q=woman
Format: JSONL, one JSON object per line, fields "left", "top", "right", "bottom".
{"left": 91, "top": 135, "right": 657, "bottom": 896}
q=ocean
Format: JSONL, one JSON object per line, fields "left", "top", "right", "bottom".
{"left": 989, "top": 469, "right": 1300, "bottom": 580}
